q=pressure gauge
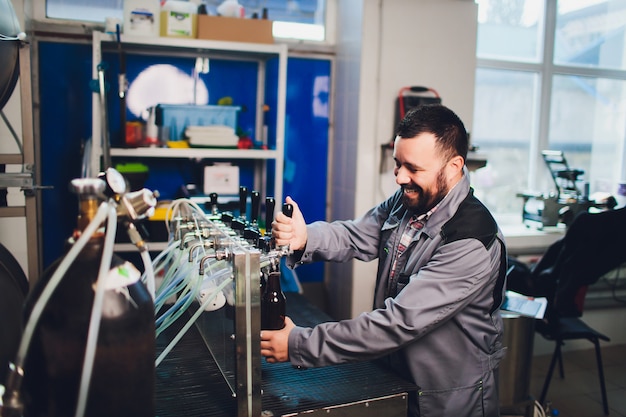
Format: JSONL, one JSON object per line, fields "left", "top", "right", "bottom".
{"left": 104, "top": 167, "right": 127, "bottom": 195}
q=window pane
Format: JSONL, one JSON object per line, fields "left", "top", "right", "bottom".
{"left": 547, "top": 74, "right": 626, "bottom": 195}
{"left": 476, "top": 0, "right": 545, "bottom": 62}
{"left": 47, "top": 0, "right": 123, "bottom": 21}
{"left": 555, "top": 0, "right": 626, "bottom": 70}
{"left": 45, "top": 0, "right": 326, "bottom": 41}
{"left": 471, "top": 68, "right": 539, "bottom": 220}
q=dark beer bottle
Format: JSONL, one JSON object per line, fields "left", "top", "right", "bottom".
{"left": 261, "top": 272, "right": 286, "bottom": 330}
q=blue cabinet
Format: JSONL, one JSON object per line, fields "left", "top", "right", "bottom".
{"left": 39, "top": 37, "right": 330, "bottom": 285}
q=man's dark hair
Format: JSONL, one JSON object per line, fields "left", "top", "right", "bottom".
{"left": 395, "top": 104, "right": 468, "bottom": 162}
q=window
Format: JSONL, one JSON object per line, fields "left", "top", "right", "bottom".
{"left": 473, "top": 0, "right": 626, "bottom": 224}
{"left": 43, "top": 0, "right": 330, "bottom": 42}
{"left": 472, "top": 68, "right": 538, "bottom": 215}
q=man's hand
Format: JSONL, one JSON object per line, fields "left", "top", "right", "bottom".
{"left": 260, "top": 317, "right": 296, "bottom": 363}
{"left": 272, "top": 196, "right": 307, "bottom": 251}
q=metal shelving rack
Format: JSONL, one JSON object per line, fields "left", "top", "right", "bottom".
{"left": 0, "top": 40, "right": 42, "bottom": 284}
{"left": 90, "top": 30, "right": 287, "bottom": 208}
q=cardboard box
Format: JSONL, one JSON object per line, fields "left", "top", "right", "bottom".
{"left": 197, "top": 15, "right": 273, "bottom": 44}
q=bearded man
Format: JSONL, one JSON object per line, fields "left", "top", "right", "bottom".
{"left": 261, "top": 104, "right": 508, "bottom": 417}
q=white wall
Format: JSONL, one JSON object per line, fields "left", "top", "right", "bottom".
{"left": 374, "top": 0, "right": 478, "bottom": 157}
{"left": 0, "top": 0, "right": 29, "bottom": 278}
{"left": 324, "top": 0, "right": 367, "bottom": 320}
{"left": 328, "top": 0, "right": 479, "bottom": 319}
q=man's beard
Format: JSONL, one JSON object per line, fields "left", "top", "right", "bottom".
{"left": 401, "top": 169, "right": 449, "bottom": 214}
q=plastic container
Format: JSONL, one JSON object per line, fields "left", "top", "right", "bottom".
{"left": 160, "top": 0, "right": 198, "bottom": 38}
{"left": 123, "top": 0, "right": 161, "bottom": 37}
{"left": 154, "top": 104, "right": 240, "bottom": 142}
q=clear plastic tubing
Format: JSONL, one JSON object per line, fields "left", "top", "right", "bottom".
{"left": 74, "top": 203, "right": 118, "bottom": 417}
{"left": 141, "top": 249, "right": 156, "bottom": 300}
{"left": 155, "top": 268, "right": 233, "bottom": 367}
{"left": 14, "top": 201, "right": 111, "bottom": 371}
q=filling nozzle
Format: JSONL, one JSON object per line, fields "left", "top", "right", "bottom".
{"left": 198, "top": 249, "right": 231, "bottom": 275}
{"left": 173, "top": 219, "right": 194, "bottom": 241}
{"left": 260, "top": 251, "right": 282, "bottom": 271}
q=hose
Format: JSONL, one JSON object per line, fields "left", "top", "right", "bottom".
{"left": 155, "top": 269, "right": 233, "bottom": 367}
{"left": 149, "top": 239, "right": 182, "bottom": 304}
{"left": 154, "top": 249, "right": 191, "bottom": 313}
{"left": 144, "top": 238, "right": 179, "bottom": 283}
{"left": 164, "top": 198, "right": 205, "bottom": 236}
{"left": 155, "top": 270, "right": 203, "bottom": 337}
{"left": 74, "top": 203, "right": 117, "bottom": 417}
{"left": 14, "top": 202, "right": 110, "bottom": 372}
{"left": 534, "top": 400, "right": 547, "bottom": 417}
{"left": 140, "top": 249, "right": 155, "bottom": 299}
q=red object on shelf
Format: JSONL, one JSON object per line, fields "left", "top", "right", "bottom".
{"left": 397, "top": 86, "right": 440, "bottom": 121}
{"left": 237, "top": 136, "right": 253, "bottom": 149}
{"left": 388, "top": 86, "right": 442, "bottom": 149}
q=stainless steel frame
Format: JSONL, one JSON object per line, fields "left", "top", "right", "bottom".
{"left": 232, "top": 247, "right": 261, "bottom": 417}
{"left": 170, "top": 214, "right": 265, "bottom": 417}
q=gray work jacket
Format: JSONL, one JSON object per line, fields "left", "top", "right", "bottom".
{"left": 286, "top": 172, "right": 507, "bottom": 417}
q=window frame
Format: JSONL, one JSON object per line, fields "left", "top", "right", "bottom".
{"left": 475, "top": 0, "right": 626, "bottom": 197}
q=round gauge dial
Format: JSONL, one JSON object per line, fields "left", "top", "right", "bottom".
{"left": 105, "top": 167, "right": 127, "bottom": 195}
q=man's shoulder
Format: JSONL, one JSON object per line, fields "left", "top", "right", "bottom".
{"left": 441, "top": 191, "right": 499, "bottom": 249}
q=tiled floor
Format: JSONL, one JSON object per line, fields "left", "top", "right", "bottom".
{"left": 519, "top": 343, "right": 626, "bottom": 417}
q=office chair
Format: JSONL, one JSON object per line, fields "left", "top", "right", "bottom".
{"left": 535, "top": 285, "right": 610, "bottom": 415}
{"left": 529, "top": 207, "right": 626, "bottom": 416}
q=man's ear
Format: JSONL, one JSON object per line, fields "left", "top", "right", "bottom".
{"left": 448, "top": 155, "right": 465, "bottom": 174}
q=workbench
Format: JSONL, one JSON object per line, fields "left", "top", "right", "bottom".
{"left": 155, "top": 292, "right": 416, "bottom": 417}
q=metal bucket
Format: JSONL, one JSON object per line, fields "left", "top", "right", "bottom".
{"left": 499, "top": 312, "right": 535, "bottom": 407}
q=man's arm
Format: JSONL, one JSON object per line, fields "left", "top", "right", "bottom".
{"left": 273, "top": 192, "right": 404, "bottom": 269}
{"left": 287, "top": 238, "right": 500, "bottom": 368}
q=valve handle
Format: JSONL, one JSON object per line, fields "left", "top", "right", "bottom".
{"left": 265, "top": 197, "right": 275, "bottom": 236}
{"left": 209, "top": 192, "right": 219, "bottom": 214}
{"left": 251, "top": 191, "right": 260, "bottom": 224}
{"left": 282, "top": 203, "right": 293, "bottom": 218}
{"left": 277, "top": 203, "right": 294, "bottom": 253}
{"left": 239, "top": 186, "right": 248, "bottom": 220}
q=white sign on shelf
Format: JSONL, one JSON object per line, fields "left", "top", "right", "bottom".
{"left": 203, "top": 163, "right": 239, "bottom": 196}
